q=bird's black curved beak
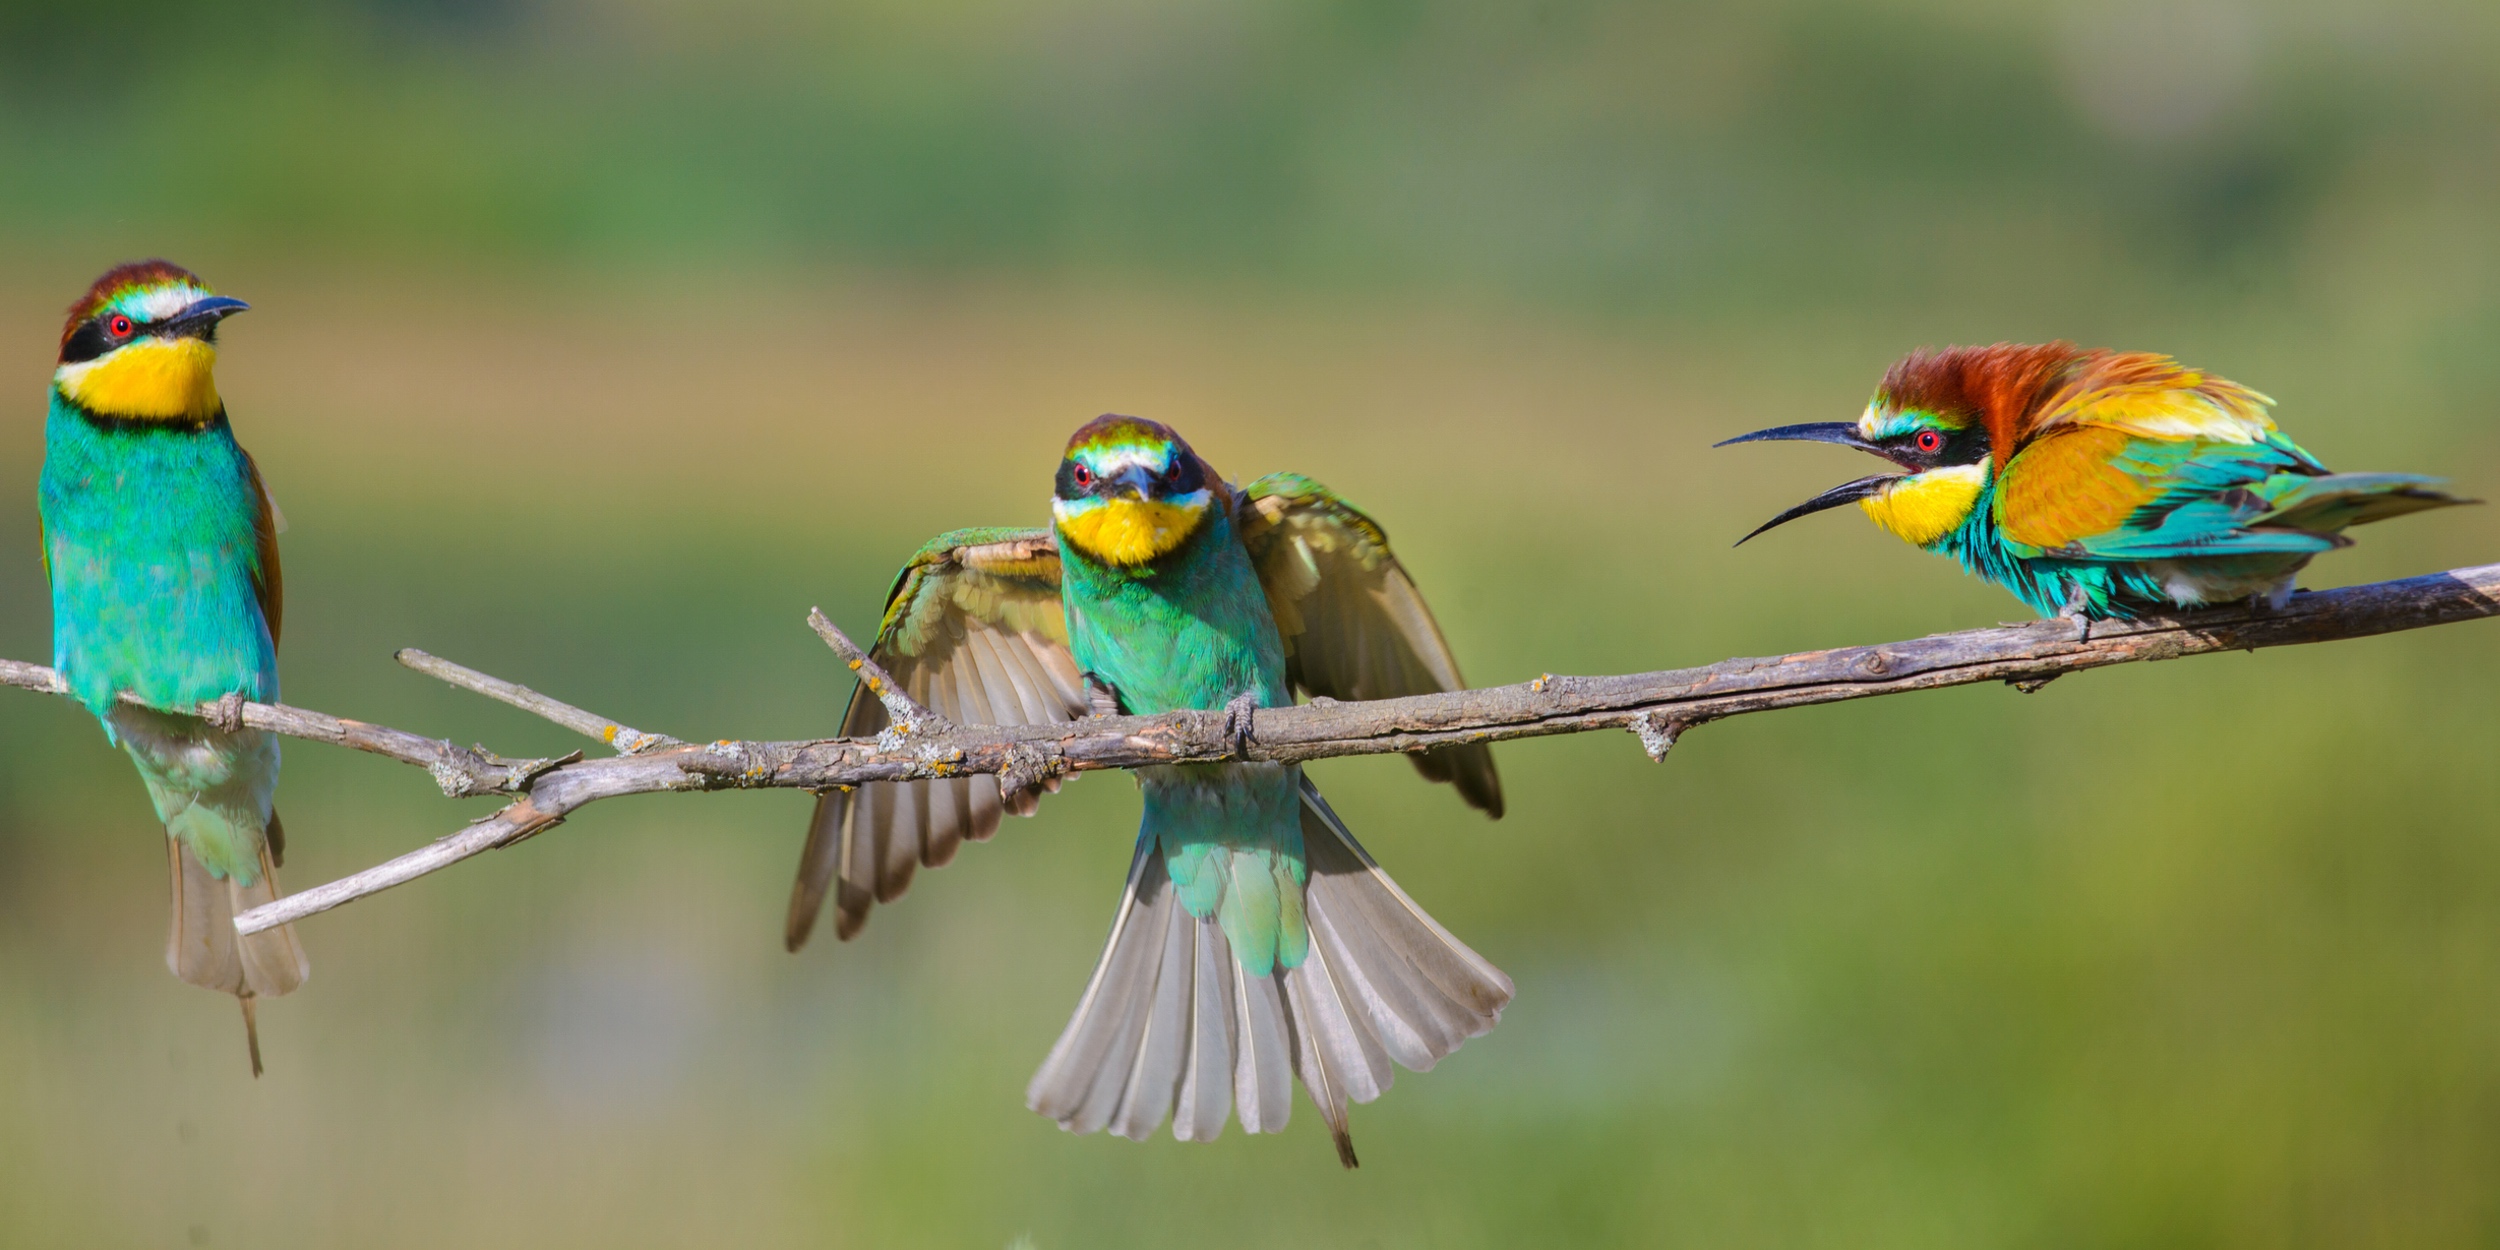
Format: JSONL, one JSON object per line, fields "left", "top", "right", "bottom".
{"left": 1718, "top": 421, "right": 1900, "bottom": 546}
{"left": 163, "top": 296, "right": 249, "bottom": 340}
{"left": 1732, "top": 474, "right": 1896, "bottom": 546}
{"left": 1713, "top": 421, "right": 1881, "bottom": 454}
{"left": 1099, "top": 463, "right": 1160, "bottom": 501}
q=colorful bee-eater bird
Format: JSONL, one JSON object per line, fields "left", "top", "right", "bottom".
{"left": 1719, "top": 342, "right": 2469, "bottom": 619}
{"left": 39, "top": 261, "right": 307, "bottom": 1074}
{"left": 785, "top": 415, "right": 1509, "bottom": 1166}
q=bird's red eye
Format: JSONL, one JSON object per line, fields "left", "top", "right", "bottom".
{"left": 1071, "top": 464, "right": 1094, "bottom": 489}
{"left": 1914, "top": 429, "right": 1944, "bottom": 453}
{"left": 107, "top": 315, "right": 133, "bottom": 338}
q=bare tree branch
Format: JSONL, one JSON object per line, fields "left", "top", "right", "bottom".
{"left": 396, "top": 648, "right": 681, "bottom": 754}
{"left": 5, "top": 562, "right": 2495, "bottom": 939}
{"left": 0, "top": 658, "right": 555, "bottom": 798}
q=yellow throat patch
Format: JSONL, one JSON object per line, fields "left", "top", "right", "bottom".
{"left": 56, "top": 338, "right": 222, "bottom": 421}
{"left": 1055, "top": 496, "right": 1206, "bottom": 565}
{"left": 1860, "top": 464, "right": 1987, "bottom": 548}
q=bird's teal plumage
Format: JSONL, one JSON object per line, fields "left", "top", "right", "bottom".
{"left": 1926, "top": 429, "right": 2416, "bottom": 618}
{"left": 38, "top": 260, "right": 305, "bottom": 1068}
{"left": 45, "top": 396, "right": 279, "bottom": 881}
{"left": 1725, "top": 343, "right": 2468, "bottom": 619}
{"left": 44, "top": 399, "right": 277, "bottom": 711}
{"left": 1055, "top": 475, "right": 1308, "bottom": 976}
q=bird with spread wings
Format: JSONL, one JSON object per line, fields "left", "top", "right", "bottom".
{"left": 785, "top": 417, "right": 1506, "bottom": 1166}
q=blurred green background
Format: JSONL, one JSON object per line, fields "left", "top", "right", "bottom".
{"left": 2, "top": 0, "right": 2498, "bottom": 1245}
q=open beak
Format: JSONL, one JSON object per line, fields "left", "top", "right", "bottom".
{"left": 1731, "top": 474, "right": 1896, "bottom": 545}
{"left": 162, "top": 296, "right": 249, "bottom": 340}
{"left": 1717, "top": 421, "right": 1901, "bottom": 547}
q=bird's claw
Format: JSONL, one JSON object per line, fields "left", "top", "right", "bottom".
{"left": 1222, "top": 690, "right": 1261, "bottom": 757}
{"left": 1084, "top": 673, "right": 1125, "bottom": 719}
{"left": 2057, "top": 585, "right": 2092, "bottom": 642}
{"left": 207, "top": 690, "right": 247, "bottom": 733}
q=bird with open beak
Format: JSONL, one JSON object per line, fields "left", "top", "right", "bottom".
{"left": 1720, "top": 342, "right": 2468, "bottom": 620}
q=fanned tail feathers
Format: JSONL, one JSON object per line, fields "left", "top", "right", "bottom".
{"left": 1027, "top": 775, "right": 1510, "bottom": 1166}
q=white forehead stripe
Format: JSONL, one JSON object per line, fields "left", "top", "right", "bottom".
{"left": 126, "top": 285, "right": 212, "bottom": 322}
{"left": 1082, "top": 446, "right": 1172, "bottom": 473}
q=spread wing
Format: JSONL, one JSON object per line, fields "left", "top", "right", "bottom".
{"left": 786, "top": 528, "right": 1090, "bottom": 951}
{"left": 1237, "top": 474, "right": 1502, "bottom": 818}
{"left": 244, "top": 451, "right": 284, "bottom": 647}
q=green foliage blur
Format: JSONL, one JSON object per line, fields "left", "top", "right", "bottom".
{"left": 2, "top": 1, "right": 2498, "bottom": 1246}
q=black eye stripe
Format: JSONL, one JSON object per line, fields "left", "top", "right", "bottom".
{"left": 1055, "top": 447, "right": 1205, "bottom": 499}
{"left": 59, "top": 318, "right": 116, "bottom": 364}
{"left": 1883, "top": 422, "right": 1987, "bottom": 467}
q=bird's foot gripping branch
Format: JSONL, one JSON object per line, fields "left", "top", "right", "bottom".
{"left": 1, "top": 561, "right": 2496, "bottom": 938}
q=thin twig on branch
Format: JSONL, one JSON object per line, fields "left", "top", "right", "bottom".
{"left": 805, "top": 607, "right": 949, "bottom": 737}
{"left": 396, "top": 648, "right": 682, "bottom": 755}
{"left": 4, "top": 562, "right": 2495, "bottom": 940}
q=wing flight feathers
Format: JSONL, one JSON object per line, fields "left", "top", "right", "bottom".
{"left": 243, "top": 451, "right": 284, "bottom": 647}
{"left": 786, "top": 529, "right": 1087, "bottom": 951}
{"left": 1238, "top": 475, "right": 1502, "bottom": 818}
{"left": 792, "top": 476, "right": 1512, "bottom": 954}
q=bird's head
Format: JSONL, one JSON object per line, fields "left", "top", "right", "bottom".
{"left": 52, "top": 261, "right": 249, "bottom": 425}
{"left": 1718, "top": 343, "right": 2085, "bottom": 548}
{"left": 1051, "top": 414, "right": 1218, "bottom": 566}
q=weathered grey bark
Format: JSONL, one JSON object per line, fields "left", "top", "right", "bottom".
{"left": 4, "top": 562, "right": 2494, "bottom": 939}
